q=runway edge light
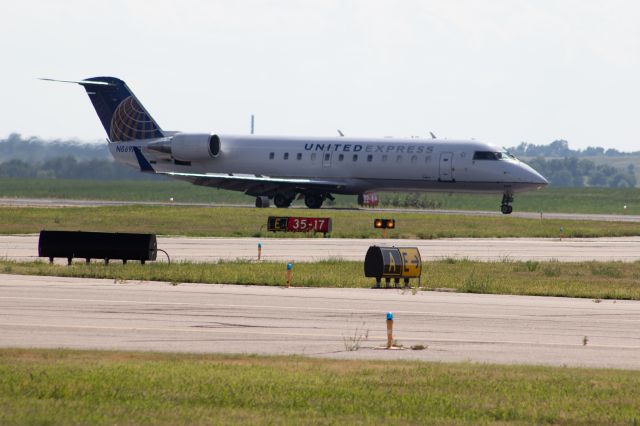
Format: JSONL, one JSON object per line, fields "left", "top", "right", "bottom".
{"left": 286, "top": 262, "right": 293, "bottom": 287}
{"left": 373, "top": 218, "right": 395, "bottom": 229}
{"left": 386, "top": 312, "right": 394, "bottom": 349}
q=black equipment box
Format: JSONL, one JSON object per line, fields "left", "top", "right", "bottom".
{"left": 38, "top": 230, "right": 157, "bottom": 265}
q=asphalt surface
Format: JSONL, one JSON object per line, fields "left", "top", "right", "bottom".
{"left": 1, "top": 197, "right": 640, "bottom": 222}
{"left": 2, "top": 274, "right": 640, "bottom": 369}
{"left": 3, "top": 234, "right": 640, "bottom": 263}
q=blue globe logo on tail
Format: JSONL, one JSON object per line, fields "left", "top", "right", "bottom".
{"left": 77, "top": 77, "right": 164, "bottom": 142}
{"left": 109, "top": 96, "right": 163, "bottom": 142}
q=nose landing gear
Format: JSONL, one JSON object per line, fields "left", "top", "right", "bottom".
{"left": 501, "top": 193, "right": 513, "bottom": 215}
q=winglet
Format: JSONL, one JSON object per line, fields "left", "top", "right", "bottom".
{"left": 133, "top": 147, "right": 155, "bottom": 172}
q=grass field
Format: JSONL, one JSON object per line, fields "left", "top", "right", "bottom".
{"left": 3, "top": 177, "right": 640, "bottom": 214}
{"left": 2, "top": 348, "right": 639, "bottom": 425}
{"left": 1, "top": 205, "right": 639, "bottom": 238}
{"left": 4, "top": 258, "right": 640, "bottom": 300}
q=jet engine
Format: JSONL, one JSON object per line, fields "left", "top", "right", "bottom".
{"left": 147, "top": 133, "right": 220, "bottom": 161}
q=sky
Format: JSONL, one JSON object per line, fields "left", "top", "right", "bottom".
{"left": 2, "top": 0, "right": 639, "bottom": 150}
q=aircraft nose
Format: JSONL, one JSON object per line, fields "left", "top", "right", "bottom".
{"left": 523, "top": 163, "right": 548, "bottom": 186}
{"left": 530, "top": 169, "right": 548, "bottom": 185}
{"left": 538, "top": 173, "right": 549, "bottom": 186}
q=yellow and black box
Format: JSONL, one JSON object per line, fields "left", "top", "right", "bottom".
{"left": 364, "top": 246, "right": 421, "bottom": 288}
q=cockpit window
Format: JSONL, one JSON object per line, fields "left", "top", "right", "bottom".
{"left": 473, "top": 151, "right": 502, "bottom": 160}
{"left": 473, "top": 150, "right": 517, "bottom": 161}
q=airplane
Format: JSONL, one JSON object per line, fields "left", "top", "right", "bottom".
{"left": 45, "top": 76, "right": 548, "bottom": 213}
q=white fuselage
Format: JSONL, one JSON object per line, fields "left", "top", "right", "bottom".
{"left": 110, "top": 134, "right": 548, "bottom": 195}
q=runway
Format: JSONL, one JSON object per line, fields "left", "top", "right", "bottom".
{"left": 2, "top": 274, "right": 640, "bottom": 369}
{"left": 3, "top": 234, "right": 640, "bottom": 262}
{"left": 1, "top": 197, "right": 639, "bottom": 222}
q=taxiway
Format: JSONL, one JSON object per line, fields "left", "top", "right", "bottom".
{"left": 2, "top": 274, "right": 639, "bottom": 369}
{"left": 2, "top": 234, "right": 640, "bottom": 262}
{"left": 1, "top": 197, "right": 639, "bottom": 222}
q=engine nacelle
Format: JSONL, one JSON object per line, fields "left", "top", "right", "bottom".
{"left": 170, "top": 133, "right": 220, "bottom": 161}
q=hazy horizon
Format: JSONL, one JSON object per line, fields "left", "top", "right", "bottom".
{"left": 2, "top": 1, "right": 639, "bottom": 150}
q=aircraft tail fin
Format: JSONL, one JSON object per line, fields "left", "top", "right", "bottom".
{"left": 42, "top": 77, "right": 164, "bottom": 142}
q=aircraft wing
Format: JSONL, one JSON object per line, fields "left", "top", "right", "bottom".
{"left": 161, "top": 171, "right": 348, "bottom": 195}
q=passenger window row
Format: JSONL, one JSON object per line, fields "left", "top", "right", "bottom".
{"left": 268, "top": 152, "right": 430, "bottom": 164}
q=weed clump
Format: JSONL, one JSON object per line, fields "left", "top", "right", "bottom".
{"left": 525, "top": 261, "right": 539, "bottom": 272}
{"left": 590, "top": 264, "right": 622, "bottom": 278}
{"left": 462, "top": 272, "right": 490, "bottom": 293}
{"left": 543, "top": 265, "right": 561, "bottom": 277}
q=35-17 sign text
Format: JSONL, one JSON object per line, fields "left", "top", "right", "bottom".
{"left": 267, "top": 216, "right": 332, "bottom": 235}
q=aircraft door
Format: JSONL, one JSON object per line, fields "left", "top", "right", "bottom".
{"left": 439, "top": 152, "right": 454, "bottom": 181}
{"left": 322, "top": 148, "right": 332, "bottom": 168}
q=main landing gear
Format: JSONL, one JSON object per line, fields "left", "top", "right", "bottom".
{"left": 273, "top": 193, "right": 294, "bottom": 208}
{"left": 501, "top": 193, "right": 513, "bottom": 215}
{"left": 255, "top": 196, "right": 270, "bottom": 208}
{"left": 304, "top": 192, "right": 324, "bottom": 209}
{"left": 255, "top": 192, "right": 334, "bottom": 209}
{"left": 304, "top": 192, "right": 334, "bottom": 209}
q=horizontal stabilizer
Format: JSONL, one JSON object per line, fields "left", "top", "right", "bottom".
{"left": 39, "top": 78, "right": 115, "bottom": 86}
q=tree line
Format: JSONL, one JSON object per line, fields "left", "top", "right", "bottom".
{"left": 508, "top": 139, "right": 635, "bottom": 158}
{"left": 0, "top": 157, "right": 161, "bottom": 180}
{"left": 0, "top": 134, "right": 160, "bottom": 180}
{"left": 0, "top": 133, "right": 110, "bottom": 162}
{"left": 526, "top": 157, "right": 636, "bottom": 188}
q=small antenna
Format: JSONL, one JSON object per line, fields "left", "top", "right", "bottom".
{"left": 430, "top": 132, "right": 437, "bottom": 139}
{"left": 337, "top": 129, "right": 344, "bottom": 137}
{"left": 250, "top": 114, "right": 255, "bottom": 135}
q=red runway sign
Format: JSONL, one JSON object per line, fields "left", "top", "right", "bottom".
{"left": 267, "top": 216, "right": 332, "bottom": 234}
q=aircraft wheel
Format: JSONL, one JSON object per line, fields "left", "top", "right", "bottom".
{"left": 304, "top": 193, "right": 324, "bottom": 209}
{"left": 274, "top": 194, "right": 293, "bottom": 208}
{"left": 255, "top": 196, "right": 270, "bottom": 208}
{"left": 500, "top": 193, "right": 513, "bottom": 215}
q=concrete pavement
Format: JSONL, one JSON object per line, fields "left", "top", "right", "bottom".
{"left": 2, "top": 274, "right": 640, "bottom": 369}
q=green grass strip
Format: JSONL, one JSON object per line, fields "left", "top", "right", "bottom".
{"left": 4, "top": 177, "right": 640, "bottom": 215}
{"left": 1, "top": 348, "right": 640, "bottom": 425}
{"left": 4, "top": 259, "right": 640, "bottom": 300}
{"left": 1, "top": 205, "right": 639, "bottom": 238}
